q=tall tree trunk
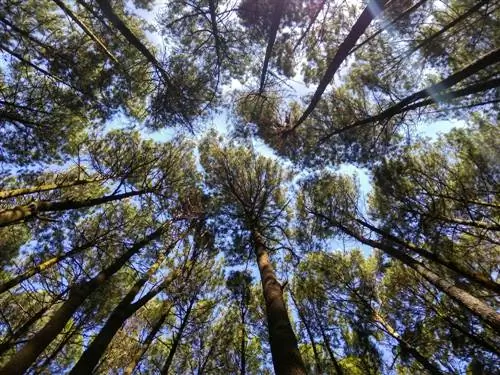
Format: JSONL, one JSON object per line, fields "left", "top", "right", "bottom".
{"left": 124, "top": 303, "right": 172, "bottom": 375}
{"left": 258, "top": 0, "right": 286, "bottom": 94}
{"left": 0, "top": 239, "right": 101, "bottom": 295}
{"left": 353, "top": 218, "right": 500, "bottom": 293}
{"left": 251, "top": 230, "right": 307, "bottom": 375}
{"left": 372, "top": 312, "right": 444, "bottom": 375}
{"left": 94, "top": 0, "right": 172, "bottom": 85}
{"left": 51, "top": 0, "right": 118, "bottom": 63}
{"left": 0, "top": 225, "right": 166, "bottom": 375}
{"left": 320, "top": 47, "right": 500, "bottom": 141}
{"left": 0, "top": 189, "right": 148, "bottom": 227}
{"left": 69, "top": 251, "right": 170, "bottom": 374}
{"left": 312, "top": 305, "right": 343, "bottom": 375}
{"left": 161, "top": 296, "right": 196, "bottom": 375}
{"left": 240, "top": 304, "right": 246, "bottom": 375}
{"left": 321, "top": 216, "right": 500, "bottom": 331}
{"left": 289, "top": 290, "right": 323, "bottom": 374}
{"left": 291, "top": 0, "right": 387, "bottom": 130}
{"left": 0, "top": 177, "right": 100, "bottom": 200}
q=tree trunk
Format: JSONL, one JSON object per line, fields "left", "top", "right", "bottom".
{"left": 323, "top": 217, "right": 500, "bottom": 331}
{"left": 320, "top": 47, "right": 500, "bottom": 141}
{"left": 0, "top": 177, "right": 100, "bottom": 200}
{"left": 161, "top": 296, "right": 196, "bottom": 375}
{"left": 51, "top": 0, "right": 118, "bottom": 63}
{"left": 354, "top": 218, "right": 500, "bottom": 293}
{"left": 251, "top": 230, "right": 307, "bottom": 375}
{"left": 0, "top": 225, "right": 166, "bottom": 375}
{"left": 289, "top": 290, "right": 323, "bottom": 374}
{"left": 124, "top": 303, "right": 172, "bottom": 375}
{"left": 258, "top": 0, "right": 285, "bottom": 94}
{"left": 373, "top": 312, "right": 444, "bottom": 375}
{"left": 292, "top": 0, "right": 386, "bottom": 129}
{"left": 0, "top": 189, "right": 148, "bottom": 227}
{"left": 69, "top": 252, "right": 168, "bottom": 374}
{"left": 312, "top": 305, "right": 343, "bottom": 375}
{"left": 94, "top": 0, "right": 172, "bottom": 85}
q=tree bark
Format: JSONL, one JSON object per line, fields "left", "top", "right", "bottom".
{"left": 124, "top": 303, "right": 172, "bottom": 375}
{"left": 319, "top": 215, "right": 500, "bottom": 331}
{"left": 353, "top": 217, "right": 500, "bottom": 293}
{"left": 372, "top": 312, "right": 444, "bottom": 375}
{"left": 0, "top": 225, "right": 166, "bottom": 375}
{"left": 0, "top": 189, "right": 148, "bottom": 227}
{"left": 312, "top": 305, "right": 343, "bottom": 375}
{"left": 292, "top": 0, "right": 387, "bottom": 129}
{"left": 51, "top": 0, "right": 118, "bottom": 63}
{"left": 320, "top": 47, "right": 500, "bottom": 141}
{"left": 258, "top": 0, "right": 286, "bottom": 94}
{"left": 161, "top": 296, "right": 196, "bottom": 375}
{"left": 0, "top": 178, "right": 100, "bottom": 200}
{"left": 94, "top": 0, "right": 172, "bottom": 85}
{"left": 69, "top": 252, "right": 169, "bottom": 374}
{"left": 289, "top": 290, "right": 323, "bottom": 374}
{"left": 251, "top": 229, "right": 307, "bottom": 375}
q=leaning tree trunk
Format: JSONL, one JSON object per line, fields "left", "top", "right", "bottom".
{"left": 124, "top": 303, "right": 172, "bottom": 375}
{"left": 251, "top": 229, "right": 307, "bottom": 375}
{"left": 289, "top": 290, "right": 323, "bottom": 374}
{"left": 160, "top": 296, "right": 196, "bottom": 375}
{"left": 328, "top": 219, "right": 500, "bottom": 331}
{"left": 0, "top": 189, "right": 148, "bottom": 227}
{"left": 0, "top": 226, "right": 166, "bottom": 375}
{"left": 373, "top": 312, "right": 444, "bottom": 375}
{"left": 69, "top": 251, "right": 172, "bottom": 375}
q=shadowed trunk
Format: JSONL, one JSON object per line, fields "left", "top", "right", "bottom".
{"left": 124, "top": 303, "right": 172, "bottom": 375}
{"left": 372, "top": 312, "right": 444, "bottom": 375}
{"left": 161, "top": 296, "right": 196, "bottom": 375}
{"left": 0, "top": 225, "right": 166, "bottom": 375}
{"left": 69, "top": 251, "right": 173, "bottom": 374}
{"left": 0, "top": 189, "right": 148, "bottom": 227}
{"left": 290, "top": 290, "right": 323, "bottom": 374}
{"left": 292, "top": 0, "right": 386, "bottom": 129}
{"left": 312, "top": 305, "right": 343, "bottom": 375}
{"left": 258, "top": 0, "right": 286, "bottom": 94}
{"left": 252, "top": 229, "right": 307, "bottom": 375}
{"left": 318, "top": 214, "right": 500, "bottom": 331}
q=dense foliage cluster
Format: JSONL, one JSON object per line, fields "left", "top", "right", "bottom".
{"left": 0, "top": 0, "right": 498, "bottom": 374}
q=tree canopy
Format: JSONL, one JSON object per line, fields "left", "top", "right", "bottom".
{"left": 0, "top": 0, "right": 498, "bottom": 374}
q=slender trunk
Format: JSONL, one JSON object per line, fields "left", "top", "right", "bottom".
{"left": 292, "top": 0, "right": 386, "bottom": 129}
{"left": 312, "top": 306, "right": 343, "bottom": 375}
{"left": 51, "top": 0, "right": 118, "bottom": 63}
{"left": 240, "top": 303, "right": 246, "bottom": 375}
{"left": 320, "top": 47, "right": 500, "bottom": 141}
{"left": 292, "top": 0, "right": 327, "bottom": 54}
{"left": 258, "top": 0, "right": 286, "bottom": 94}
{"left": 0, "top": 240, "right": 99, "bottom": 295}
{"left": 0, "top": 300, "right": 57, "bottom": 356}
{"left": 403, "top": 0, "right": 488, "bottom": 61}
{"left": 0, "top": 177, "right": 101, "bottom": 200}
{"left": 0, "top": 226, "right": 166, "bottom": 375}
{"left": 373, "top": 312, "right": 444, "bottom": 375}
{"left": 251, "top": 230, "right": 307, "bottom": 375}
{"left": 69, "top": 252, "right": 168, "bottom": 374}
{"left": 161, "top": 297, "right": 196, "bottom": 375}
{"left": 320, "top": 215, "right": 500, "bottom": 331}
{"left": 94, "top": 0, "right": 172, "bottom": 85}
{"left": 0, "top": 189, "right": 147, "bottom": 227}
{"left": 124, "top": 303, "right": 172, "bottom": 375}
{"left": 289, "top": 291, "right": 322, "bottom": 374}
{"left": 349, "top": 0, "right": 428, "bottom": 55}
{"left": 354, "top": 218, "right": 500, "bottom": 293}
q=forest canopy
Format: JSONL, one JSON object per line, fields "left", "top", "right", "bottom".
{"left": 0, "top": 0, "right": 498, "bottom": 374}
